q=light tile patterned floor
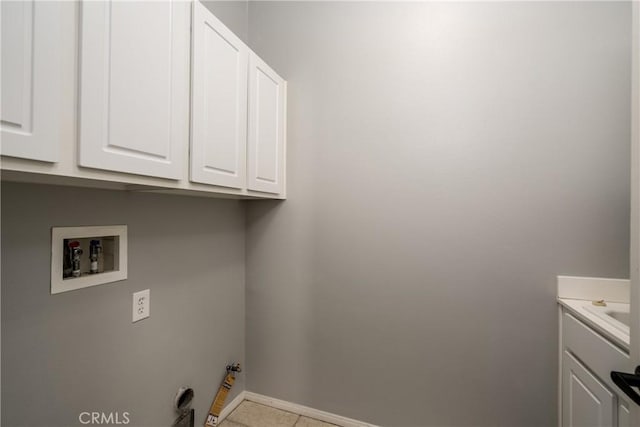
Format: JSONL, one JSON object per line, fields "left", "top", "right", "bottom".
{"left": 220, "top": 401, "right": 338, "bottom": 427}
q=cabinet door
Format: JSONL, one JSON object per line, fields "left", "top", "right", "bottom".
{"left": 78, "top": 1, "right": 190, "bottom": 179}
{"left": 190, "top": 1, "right": 248, "bottom": 188}
{"left": 247, "top": 53, "right": 286, "bottom": 194}
{"left": 619, "top": 401, "right": 630, "bottom": 427}
{"left": 563, "top": 350, "right": 616, "bottom": 427}
{"left": 1, "top": 0, "right": 61, "bottom": 162}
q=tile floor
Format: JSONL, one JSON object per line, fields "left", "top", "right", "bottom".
{"left": 220, "top": 401, "right": 338, "bottom": 427}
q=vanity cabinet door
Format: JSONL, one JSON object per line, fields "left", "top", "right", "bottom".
{"left": 190, "top": 0, "right": 248, "bottom": 188}
{"left": 1, "top": 0, "right": 61, "bottom": 162}
{"left": 618, "top": 401, "right": 630, "bottom": 427}
{"left": 247, "top": 53, "right": 286, "bottom": 195}
{"left": 563, "top": 350, "right": 616, "bottom": 427}
{"left": 78, "top": 0, "right": 190, "bottom": 179}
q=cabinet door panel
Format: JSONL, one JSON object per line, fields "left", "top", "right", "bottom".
{"left": 563, "top": 351, "right": 615, "bottom": 427}
{"left": 190, "top": 1, "right": 247, "bottom": 188}
{"left": 79, "top": 1, "right": 189, "bottom": 179}
{"left": 619, "top": 401, "right": 630, "bottom": 427}
{"left": 1, "top": 0, "right": 60, "bottom": 162}
{"left": 247, "top": 53, "right": 285, "bottom": 194}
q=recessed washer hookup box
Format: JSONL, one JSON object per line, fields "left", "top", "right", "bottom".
{"left": 51, "top": 225, "right": 127, "bottom": 294}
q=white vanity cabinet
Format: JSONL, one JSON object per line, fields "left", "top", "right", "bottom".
{"left": 1, "top": 0, "right": 62, "bottom": 163}
{"left": 562, "top": 350, "right": 616, "bottom": 426}
{"left": 78, "top": 0, "right": 190, "bottom": 180}
{"left": 560, "top": 308, "right": 631, "bottom": 427}
{"left": 190, "top": 1, "right": 248, "bottom": 189}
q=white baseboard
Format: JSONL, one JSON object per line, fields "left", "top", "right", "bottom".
{"left": 218, "top": 390, "right": 247, "bottom": 423}
{"left": 243, "top": 391, "right": 378, "bottom": 427}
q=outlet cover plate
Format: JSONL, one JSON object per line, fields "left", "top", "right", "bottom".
{"left": 132, "top": 289, "right": 150, "bottom": 322}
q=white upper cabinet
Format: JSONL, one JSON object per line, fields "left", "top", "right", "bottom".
{"left": 190, "top": 1, "right": 248, "bottom": 189}
{"left": 78, "top": 1, "right": 190, "bottom": 180}
{"left": 1, "top": 0, "right": 287, "bottom": 199}
{"left": 1, "top": 0, "right": 61, "bottom": 162}
{"left": 247, "top": 53, "right": 286, "bottom": 195}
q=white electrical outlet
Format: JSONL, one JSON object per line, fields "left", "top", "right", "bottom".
{"left": 132, "top": 289, "right": 150, "bottom": 322}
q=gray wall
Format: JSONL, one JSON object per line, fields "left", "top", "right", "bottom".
{"left": 245, "top": 2, "right": 631, "bottom": 426}
{"left": 1, "top": 183, "right": 246, "bottom": 427}
{"left": 202, "top": 0, "right": 249, "bottom": 43}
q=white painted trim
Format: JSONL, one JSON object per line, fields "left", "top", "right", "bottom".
{"left": 281, "top": 81, "right": 288, "bottom": 199}
{"left": 243, "top": 391, "right": 379, "bottom": 427}
{"left": 557, "top": 275, "right": 630, "bottom": 303}
{"left": 630, "top": 2, "right": 640, "bottom": 426}
{"left": 218, "top": 390, "right": 247, "bottom": 423}
{"left": 557, "top": 306, "right": 563, "bottom": 427}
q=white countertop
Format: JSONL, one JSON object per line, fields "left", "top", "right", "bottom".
{"left": 558, "top": 298, "right": 630, "bottom": 350}
{"left": 557, "top": 275, "right": 630, "bottom": 350}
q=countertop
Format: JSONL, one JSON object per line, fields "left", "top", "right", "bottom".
{"left": 558, "top": 297, "right": 629, "bottom": 351}
{"left": 557, "top": 275, "right": 630, "bottom": 350}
